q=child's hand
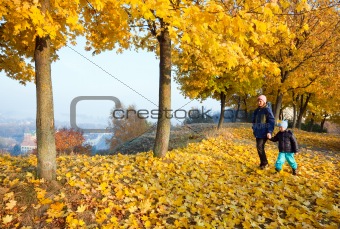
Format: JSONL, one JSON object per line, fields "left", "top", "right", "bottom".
{"left": 267, "top": 133, "right": 272, "bottom": 139}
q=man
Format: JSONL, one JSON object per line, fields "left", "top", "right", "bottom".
{"left": 252, "top": 95, "right": 275, "bottom": 169}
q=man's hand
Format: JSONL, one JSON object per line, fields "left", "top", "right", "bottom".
{"left": 267, "top": 133, "right": 272, "bottom": 139}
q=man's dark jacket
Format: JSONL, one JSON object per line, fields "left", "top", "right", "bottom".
{"left": 252, "top": 105, "right": 275, "bottom": 138}
{"left": 269, "top": 130, "right": 299, "bottom": 153}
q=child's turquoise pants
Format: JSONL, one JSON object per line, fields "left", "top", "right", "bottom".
{"left": 275, "top": 152, "right": 297, "bottom": 171}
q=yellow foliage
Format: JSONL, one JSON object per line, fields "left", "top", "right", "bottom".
{"left": 1, "top": 0, "right": 87, "bottom": 84}
{"left": 2, "top": 215, "right": 13, "bottom": 224}
{"left": 50, "top": 202, "right": 65, "bottom": 211}
{"left": 76, "top": 204, "right": 87, "bottom": 213}
{"left": 5, "top": 200, "right": 17, "bottom": 210}
{"left": 0, "top": 125, "right": 339, "bottom": 228}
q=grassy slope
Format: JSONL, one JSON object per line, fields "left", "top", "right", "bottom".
{"left": 0, "top": 123, "right": 339, "bottom": 228}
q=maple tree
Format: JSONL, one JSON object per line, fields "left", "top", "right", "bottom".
{"left": 0, "top": 2, "right": 34, "bottom": 84}
{"left": 55, "top": 128, "right": 87, "bottom": 155}
{"left": 303, "top": 62, "right": 339, "bottom": 128}
{"left": 282, "top": 22, "right": 338, "bottom": 127}
{"left": 82, "top": 0, "right": 170, "bottom": 157}
{"left": 258, "top": 0, "right": 340, "bottom": 120}
{"left": 34, "top": 0, "right": 56, "bottom": 181}
{"left": 276, "top": 47, "right": 340, "bottom": 129}
{"left": 300, "top": 73, "right": 340, "bottom": 130}
{"left": 173, "top": 0, "right": 285, "bottom": 130}
{"left": 225, "top": 92, "right": 254, "bottom": 122}
{"left": 0, "top": 46, "right": 34, "bottom": 84}
{"left": 83, "top": 0, "right": 227, "bottom": 157}
{"left": 1, "top": 0, "right": 85, "bottom": 180}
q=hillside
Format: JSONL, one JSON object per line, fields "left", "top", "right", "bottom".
{"left": 111, "top": 123, "right": 217, "bottom": 155}
{"left": 113, "top": 123, "right": 340, "bottom": 154}
{"left": 0, "top": 123, "right": 339, "bottom": 228}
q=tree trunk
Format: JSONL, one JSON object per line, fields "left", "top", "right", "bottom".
{"left": 274, "top": 92, "right": 283, "bottom": 121}
{"left": 274, "top": 70, "right": 289, "bottom": 121}
{"left": 296, "top": 95, "right": 304, "bottom": 129}
{"left": 320, "top": 114, "right": 328, "bottom": 131}
{"left": 292, "top": 104, "right": 297, "bottom": 128}
{"left": 153, "top": 22, "right": 171, "bottom": 158}
{"left": 243, "top": 98, "right": 248, "bottom": 120}
{"left": 233, "top": 96, "right": 241, "bottom": 123}
{"left": 292, "top": 93, "right": 297, "bottom": 128}
{"left": 35, "top": 0, "right": 56, "bottom": 180}
{"left": 296, "top": 93, "right": 311, "bottom": 129}
{"left": 217, "top": 92, "right": 226, "bottom": 129}
{"left": 279, "top": 109, "right": 283, "bottom": 120}
{"left": 308, "top": 112, "right": 315, "bottom": 132}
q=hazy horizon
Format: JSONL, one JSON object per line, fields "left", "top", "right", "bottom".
{"left": 0, "top": 38, "right": 221, "bottom": 129}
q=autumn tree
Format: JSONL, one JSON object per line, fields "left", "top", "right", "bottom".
{"left": 225, "top": 92, "right": 255, "bottom": 123}
{"left": 295, "top": 66, "right": 340, "bottom": 130}
{"left": 83, "top": 0, "right": 223, "bottom": 157}
{"left": 55, "top": 128, "right": 88, "bottom": 155}
{"left": 174, "top": 1, "right": 282, "bottom": 129}
{"left": 84, "top": 0, "right": 282, "bottom": 155}
{"left": 1, "top": 0, "right": 85, "bottom": 180}
{"left": 0, "top": 44, "right": 35, "bottom": 84}
{"left": 258, "top": 0, "right": 340, "bottom": 120}
{"left": 109, "top": 104, "right": 152, "bottom": 153}
{"left": 0, "top": 2, "right": 35, "bottom": 83}
{"left": 275, "top": 38, "right": 340, "bottom": 130}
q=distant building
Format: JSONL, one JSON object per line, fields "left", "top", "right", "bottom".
{"left": 21, "top": 132, "right": 37, "bottom": 154}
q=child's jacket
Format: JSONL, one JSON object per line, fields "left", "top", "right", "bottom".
{"left": 270, "top": 130, "right": 299, "bottom": 153}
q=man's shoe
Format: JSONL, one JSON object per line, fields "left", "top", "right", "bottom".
{"left": 260, "top": 164, "right": 269, "bottom": 169}
{"left": 292, "top": 168, "right": 298, "bottom": 175}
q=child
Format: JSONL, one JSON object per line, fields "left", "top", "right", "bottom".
{"left": 269, "top": 120, "right": 299, "bottom": 175}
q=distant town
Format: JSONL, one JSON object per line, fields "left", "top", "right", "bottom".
{"left": 0, "top": 117, "right": 112, "bottom": 155}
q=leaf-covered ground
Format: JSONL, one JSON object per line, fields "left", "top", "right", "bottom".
{"left": 1, "top": 124, "right": 339, "bottom": 228}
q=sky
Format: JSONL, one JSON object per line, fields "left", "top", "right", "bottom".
{"left": 0, "top": 38, "right": 221, "bottom": 129}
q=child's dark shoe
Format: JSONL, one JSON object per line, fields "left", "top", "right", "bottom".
{"left": 275, "top": 168, "right": 280, "bottom": 173}
{"left": 292, "top": 168, "right": 298, "bottom": 175}
{"left": 260, "top": 164, "right": 269, "bottom": 169}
